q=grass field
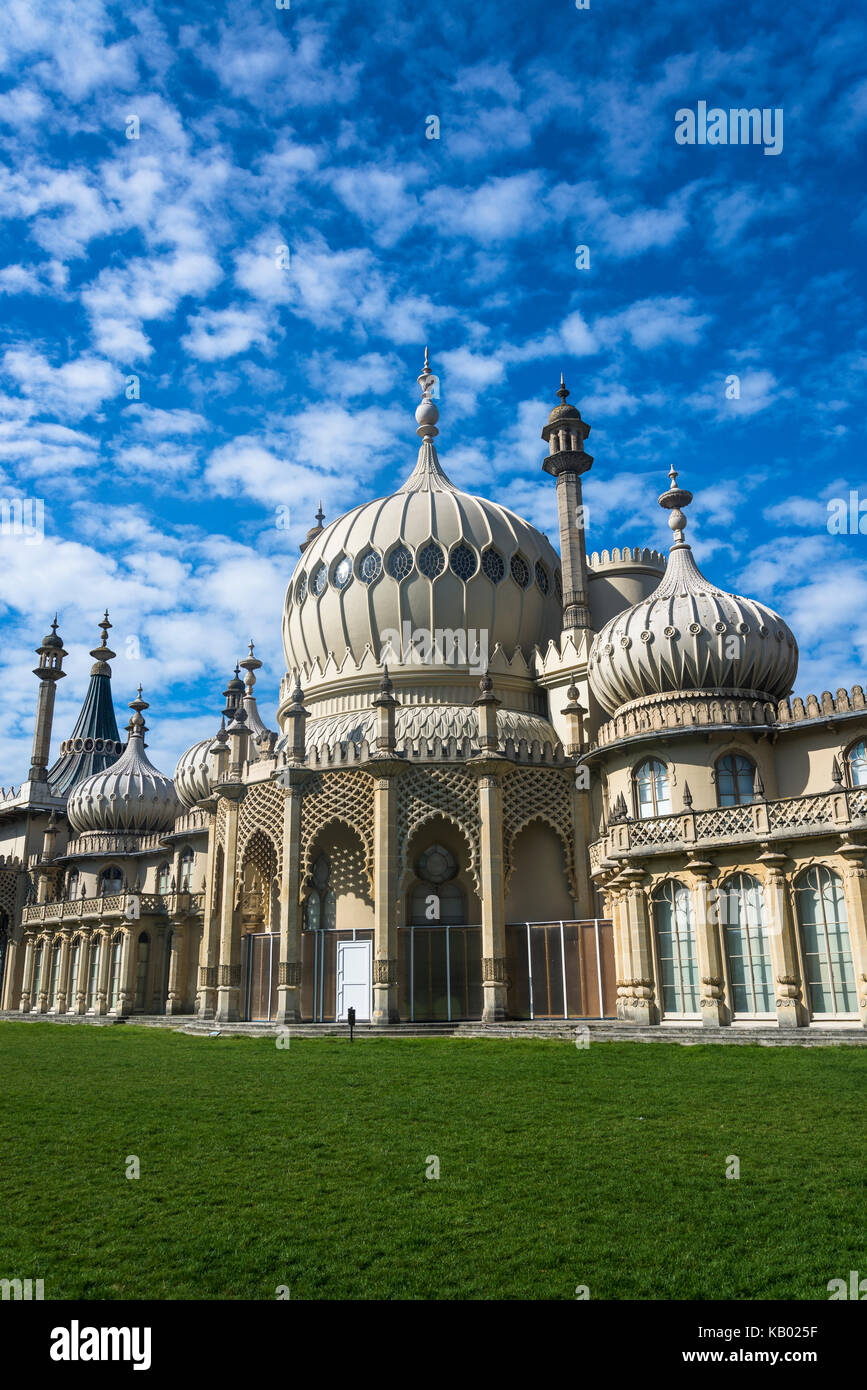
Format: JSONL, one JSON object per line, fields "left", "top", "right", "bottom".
{"left": 1, "top": 1022, "right": 864, "bottom": 1300}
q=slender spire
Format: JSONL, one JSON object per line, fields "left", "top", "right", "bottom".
{"left": 299, "top": 504, "right": 326, "bottom": 554}
{"left": 415, "top": 346, "right": 439, "bottom": 440}
{"left": 126, "top": 686, "right": 149, "bottom": 738}
{"left": 47, "top": 611, "right": 123, "bottom": 795}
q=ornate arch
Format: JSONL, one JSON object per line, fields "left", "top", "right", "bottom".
{"left": 502, "top": 768, "right": 578, "bottom": 900}
{"left": 396, "top": 766, "right": 481, "bottom": 896}
{"left": 237, "top": 780, "right": 285, "bottom": 875}
{"left": 300, "top": 770, "right": 375, "bottom": 892}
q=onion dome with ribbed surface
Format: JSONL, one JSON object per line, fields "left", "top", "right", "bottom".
{"left": 67, "top": 689, "right": 180, "bottom": 833}
{"left": 282, "top": 350, "right": 563, "bottom": 687}
{"left": 588, "top": 467, "right": 798, "bottom": 715}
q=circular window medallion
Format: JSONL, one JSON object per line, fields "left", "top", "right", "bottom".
{"left": 688, "top": 622, "right": 701, "bottom": 635}
{"left": 359, "top": 551, "right": 382, "bottom": 585}
{"left": 738, "top": 622, "right": 750, "bottom": 635}
{"left": 449, "top": 543, "right": 477, "bottom": 580}
{"left": 418, "top": 541, "right": 444, "bottom": 579}
{"left": 664, "top": 625, "right": 678, "bottom": 638}
{"left": 620, "top": 635, "right": 631, "bottom": 649}
{"left": 310, "top": 563, "right": 327, "bottom": 596}
{"left": 482, "top": 548, "right": 505, "bottom": 584}
{"left": 296, "top": 573, "right": 307, "bottom": 604}
{"left": 640, "top": 630, "right": 653, "bottom": 643}
{"left": 333, "top": 556, "right": 352, "bottom": 590}
{"left": 534, "top": 560, "right": 550, "bottom": 594}
{"left": 713, "top": 621, "right": 727, "bottom": 634}
{"left": 387, "top": 544, "right": 413, "bottom": 580}
{"left": 510, "top": 554, "right": 530, "bottom": 589}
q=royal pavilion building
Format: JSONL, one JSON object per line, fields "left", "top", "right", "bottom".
{"left": 2, "top": 353, "right": 867, "bottom": 1034}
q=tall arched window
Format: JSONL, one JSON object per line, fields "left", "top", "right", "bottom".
{"left": 846, "top": 741, "right": 867, "bottom": 786}
{"left": 109, "top": 935, "right": 123, "bottom": 1009}
{"left": 178, "top": 849, "right": 194, "bottom": 892}
{"left": 66, "top": 868, "right": 79, "bottom": 901}
{"left": 304, "top": 855, "right": 336, "bottom": 930}
{"left": 716, "top": 753, "right": 756, "bottom": 806}
{"left": 49, "top": 939, "right": 62, "bottom": 1009}
{"left": 134, "top": 932, "right": 151, "bottom": 1012}
{"left": 634, "top": 759, "right": 671, "bottom": 819}
{"left": 31, "top": 940, "right": 44, "bottom": 1008}
{"left": 100, "top": 865, "right": 123, "bottom": 897}
{"left": 720, "top": 873, "right": 773, "bottom": 1015}
{"left": 157, "top": 862, "right": 171, "bottom": 895}
{"left": 795, "top": 866, "right": 857, "bottom": 1017}
{"left": 68, "top": 939, "right": 82, "bottom": 1011}
{"left": 87, "top": 937, "right": 102, "bottom": 1010}
{"left": 652, "top": 880, "right": 700, "bottom": 1015}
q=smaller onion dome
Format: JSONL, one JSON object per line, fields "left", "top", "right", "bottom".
{"left": 41, "top": 615, "right": 64, "bottom": 650}
{"left": 66, "top": 688, "right": 180, "bottom": 834}
{"left": 588, "top": 466, "right": 798, "bottom": 715}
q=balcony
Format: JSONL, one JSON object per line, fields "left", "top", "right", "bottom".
{"left": 589, "top": 787, "right": 867, "bottom": 872}
{"left": 22, "top": 891, "right": 205, "bottom": 928}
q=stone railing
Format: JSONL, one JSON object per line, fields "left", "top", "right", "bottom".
{"left": 590, "top": 787, "right": 867, "bottom": 870}
{"left": 162, "top": 809, "right": 210, "bottom": 839}
{"left": 64, "top": 831, "right": 167, "bottom": 858}
{"left": 22, "top": 892, "right": 204, "bottom": 928}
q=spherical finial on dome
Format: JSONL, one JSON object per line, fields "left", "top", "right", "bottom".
{"left": 415, "top": 346, "right": 439, "bottom": 439}
{"left": 657, "top": 464, "right": 694, "bottom": 547}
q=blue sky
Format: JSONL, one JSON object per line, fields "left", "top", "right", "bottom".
{"left": 0, "top": 0, "right": 865, "bottom": 779}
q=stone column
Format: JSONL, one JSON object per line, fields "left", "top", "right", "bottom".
{"left": 759, "top": 848, "right": 806, "bottom": 1028}
{"left": 372, "top": 768, "right": 400, "bottom": 1024}
{"left": 614, "top": 867, "right": 656, "bottom": 1024}
{"left": 686, "top": 858, "right": 728, "bottom": 1026}
{"left": 3, "top": 936, "right": 19, "bottom": 1012}
{"left": 196, "top": 807, "right": 221, "bottom": 1019}
{"left": 215, "top": 789, "right": 243, "bottom": 1023}
{"left": 73, "top": 937, "right": 88, "bottom": 1015}
{"left": 165, "top": 924, "right": 186, "bottom": 1016}
{"left": 55, "top": 931, "right": 72, "bottom": 1014}
{"left": 19, "top": 934, "right": 35, "bottom": 1012}
{"left": 837, "top": 839, "right": 867, "bottom": 1029}
{"left": 34, "top": 935, "right": 49, "bottom": 1014}
{"left": 95, "top": 933, "right": 111, "bottom": 1016}
{"left": 276, "top": 772, "right": 306, "bottom": 1024}
{"left": 116, "top": 928, "right": 136, "bottom": 1016}
{"left": 475, "top": 765, "right": 507, "bottom": 1022}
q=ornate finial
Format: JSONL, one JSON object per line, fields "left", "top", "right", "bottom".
{"left": 658, "top": 464, "right": 694, "bottom": 547}
{"left": 129, "top": 685, "right": 148, "bottom": 713}
{"left": 51, "top": 615, "right": 58, "bottom": 634}
{"left": 557, "top": 372, "right": 569, "bottom": 403}
{"left": 480, "top": 670, "right": 492, "bottom": 694}
{"left": 415, "top": 347, "right": 439, "bottom": 440}
{"left": 380, "top": 663, "right": 393, "bottom": 695}
{"left": 291, "top": 672, "right": 304, "bottom": 705}
{"left": 316, "top": 500, "right": 324, "bottom": 526}
{"left": 240, "top": 639, "right": 263, "bottom": 693}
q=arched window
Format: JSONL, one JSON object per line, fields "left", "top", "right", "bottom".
{"left": 68, "top": 939, "right": 82, "bottom": 1011}
{"left": 720, "top": 873, "right": 773, "bottom": 1015}
{"left": 87, "top": 936, "right": 102, "bottom": 1010}
{"left": 846, "top": 740, "right": 867, "bottom": 786}
{"left": 716, "top": 753, "right": 756, "bottom": 806}
{"left": 409, "top": 845, "right": 465, "bottom": 925}
{"left": 634, "top": 759, "right": 671, "bottom": 819}
{"left": 100, "top": 865, "right": 123, "bottom": 897}
{"left": 134, "top": 932, "right": 151, "bottom": 1012}
{"left": 304, "top": 854, "right": 336, "bottom": 930}
{"left": 66, "top": 868, "right": 79, "bottom": 901}
{"left": 109, "top": 935, "right": 123, "bottom": 1009}
{"left": 49, "top": 939, "right": 62, "bottom": 1009}
{"left": 157, "top": 862, "right": 171, "bottom": 895}
{"left": 652, "top": 880, "right": 699, "bottom": 1015}
{"left": 178, "top": 849, "right": 194, "bottom": 892}
{"left": 31, "top": 940, "right": 44, "bottom": 1008}
{"left": 795, "top": 867, "right": 857, "bottom": 1017}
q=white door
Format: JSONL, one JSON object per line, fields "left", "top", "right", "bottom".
{"left": 336, "top": 939, "right": 371, "bottom": 1021}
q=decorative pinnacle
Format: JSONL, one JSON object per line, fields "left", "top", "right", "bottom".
{"left": 315, "top": 501, "right": 324, "bottom": 527}
{"left": 240, "top": 639, "right": 263, "bottom": 692}
{"left": 658, "top": 463, "right": 694, "bottom": 547}
{"left": 557, "top": 372, "right": 569, "bottom": 403}
{"left": 127, "top": 685, "right": 148, "bottom": 737}
{"left": 415, "top": 346, "right": 439, "bottom": 440}
{"left": 90, "top": 609, "right": 117, "bottom": 664}
{"left": 51, "top": 615, "right": 58, "bottom": 634}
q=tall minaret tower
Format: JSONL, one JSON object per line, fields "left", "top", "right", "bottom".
{"left": 542, "top": 375, "right": 594, "bottom": 631}
{"left": 29, "top": 617, "right": 67, "bottom": 783}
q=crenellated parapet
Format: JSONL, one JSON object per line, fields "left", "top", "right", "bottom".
{"left": 776, "top": 686, "right": 867, "bottom": 722}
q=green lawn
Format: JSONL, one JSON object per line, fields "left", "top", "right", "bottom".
{"left": 0, "top": 1022, "right": 864, "bottom": 1300}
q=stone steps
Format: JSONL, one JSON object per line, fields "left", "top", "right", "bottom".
{"left": 3, "top": 1011, "right": 864, "bottom": 1045}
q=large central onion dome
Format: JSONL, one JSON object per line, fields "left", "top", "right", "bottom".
{"left": 282, "top": 351, "right": 564, "bottom": 685}
{"left": 588, "top": 466, "right": 798, "bottom": 715}
{"left": 67, "top": 689, "right": 180, "bottom": 834}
